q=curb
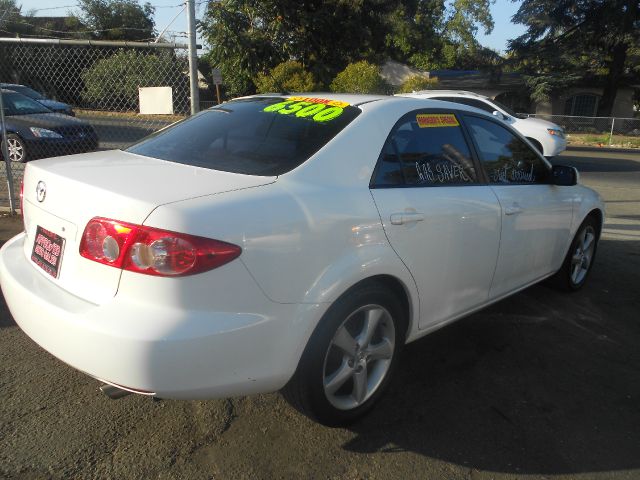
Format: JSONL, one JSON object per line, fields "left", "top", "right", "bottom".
{"left": 567, "top": 145, "right": 640, "bottom": 154}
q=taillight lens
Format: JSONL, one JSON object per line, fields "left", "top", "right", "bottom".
{"left": 79, "top": 217, "right": 241, "bottom": 277}
{"left": 19, "top": 180, "right": 24, "bottom": 214}
{"left": 20, "top": 180, "right": 25, "bottom": 231}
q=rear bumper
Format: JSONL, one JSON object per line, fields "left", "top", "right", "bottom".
{"left": 0, "top": 232, "right": 321, "bottom": 399}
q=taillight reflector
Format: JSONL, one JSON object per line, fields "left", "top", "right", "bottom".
{"left": 79, "top": 217, "right": 241, "bottom": 277}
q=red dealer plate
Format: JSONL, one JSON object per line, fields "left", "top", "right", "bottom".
{"left": 31, "top": 226, "right": 65, "bottom": 278}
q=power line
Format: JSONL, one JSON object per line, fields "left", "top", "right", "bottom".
{"left": 26, "top": 2, "right": 184, "bottom": 14}
{"left": 0, "top": 26, "right": 187, "bottom": 41}
{"left": 11, "top": 17, "right": 183, "bottom": 36}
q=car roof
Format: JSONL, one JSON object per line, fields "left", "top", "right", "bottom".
{"left": 233, "top": 92, "right": 391, "bottom": 107}
{"left": 398, "top": 90, "right": 489, "bottom": 100}
{"left": 228, "top": 92, "right": 497, "bottom": 118}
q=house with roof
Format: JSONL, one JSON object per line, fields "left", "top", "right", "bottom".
{"left": 381, "top": 60, "right": 636, "bottom": 118}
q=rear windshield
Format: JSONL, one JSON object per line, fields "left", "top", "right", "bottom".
{"left": 3, "top": 91, "right": 51, "bottom": 115}
{"left": 12, "top": 85, "right": 45, "bottom": 100}
{"left": 127, "top": 96, "right": 361, "bottom": 176}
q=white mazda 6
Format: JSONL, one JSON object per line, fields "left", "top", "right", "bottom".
{"left": 0, "top": 94, "right": 604, "bottom": 426}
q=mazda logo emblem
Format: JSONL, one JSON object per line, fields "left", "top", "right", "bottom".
{"left": 36, "top": 181, "right": 46, "bottom": 203}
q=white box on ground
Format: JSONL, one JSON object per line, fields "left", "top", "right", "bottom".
{"left": 139, "top": 87, "right": 173, "bottom": 115}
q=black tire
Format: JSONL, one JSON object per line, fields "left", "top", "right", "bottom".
{"left": 283, "top": 282, "right": 406, "bottom": 427}
{"left": 526, "top": 137, "right": 544, "bottom": 155}
{"left": 548, "top": 215, "right": 600, "bottom": 291}
{"left": 1, "top": 134, "right": 28, "bottom": 163}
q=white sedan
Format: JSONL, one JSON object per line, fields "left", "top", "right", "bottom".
{"left": 400, "top": 90, "right": 568, "bottom": 157}
{"left": 0, "top": 94, "right": 603, "bottom": 426}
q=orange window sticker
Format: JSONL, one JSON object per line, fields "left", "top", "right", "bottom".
{"left": 288, "top": 96, "right": 350, "bottom": 108}
{"left": 416, "top": 114, "right": 460, "bottom": 128}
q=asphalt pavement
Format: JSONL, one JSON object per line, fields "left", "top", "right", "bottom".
{"left": 0, "top": 147, "right": 639, "bottom": 479}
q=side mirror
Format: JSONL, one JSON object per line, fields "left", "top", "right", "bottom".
{"left": 551, "top": 165, "right": 578, "bottom": 186}
{"left": 492, "top": 110, "right": 509, "bottom": 121}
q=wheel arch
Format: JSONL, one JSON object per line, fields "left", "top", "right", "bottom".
{"left": 525, "top": 136, "right": 544, "bottom": 154}
{"left": 343, "top": 274, "right": 414, "bottom": 343}
{"left": 291, "top": 271, "right": 418, "bottom": 378}
{"left": 585, "top": 207, "right": 604, "bottom": 239}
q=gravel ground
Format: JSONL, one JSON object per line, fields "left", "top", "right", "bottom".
{"left": 0, "top": 148, "right": 639, "bottom": 480}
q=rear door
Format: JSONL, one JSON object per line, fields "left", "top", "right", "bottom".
{"left": 462, "top": 114, "right": 573, "bottom": 298}
{"left": 370, "top": 109, "right": 501, "bottom": 329}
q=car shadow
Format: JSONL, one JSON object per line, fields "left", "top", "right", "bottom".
{"left": 552, "top": 156, "right": 640, "bottom": 173}
{"left": 343, "top": 238, "right": 640, "bottom": 475}
{"left": 0, "top": 294, "right": 15, "bottom": 328}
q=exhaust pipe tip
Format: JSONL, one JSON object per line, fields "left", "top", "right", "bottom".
{"left": 100, "top": 383, "right": 132, "bottom": 400}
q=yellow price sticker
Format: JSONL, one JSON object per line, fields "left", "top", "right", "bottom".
{"left": 416, "top": 114, "right": 460, "bottom": 128}
{"left": 263, "top": 99, "right": 346, "bottom": 122}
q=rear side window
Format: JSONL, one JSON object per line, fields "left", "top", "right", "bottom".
{"left": 372, "top": 111, "right": 478, "bottom": 187}
{"left": 127, "top": 97, "right": 361, "bottom": 176}
{"left": 464, "top": 115, "right": 549, "bottom": 184}
{"left": 433, "top": 97, "right": 495, "bottom": 114}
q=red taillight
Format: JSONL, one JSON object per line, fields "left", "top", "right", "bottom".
{"left": 19, "top": 180, "right": 24, "bottom": 215}
{"left": 79, "top": 217, "right": 241, "bottom": 277}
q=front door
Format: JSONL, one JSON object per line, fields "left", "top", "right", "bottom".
{"left": 462, "top": 114, "right": 573, "bottom": 298}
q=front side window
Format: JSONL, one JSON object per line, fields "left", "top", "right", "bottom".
{"left": 372, "top": 111, "right": 478, "bottom": 187}
{"left": 433, "top": 97, "right": 495, "bottom": 114}
{"left": 127, "top": 96, "right": 361, "bottom": 176}
{"left": 464, "top": 115, "right": 549, "bottom": 185}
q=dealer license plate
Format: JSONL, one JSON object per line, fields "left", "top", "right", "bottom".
{"left": 31, "top": 226, "right": 65, "bottom": 278}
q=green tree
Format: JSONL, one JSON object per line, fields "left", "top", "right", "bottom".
{"left": 200, "top": 0, "right": 495, "bottom": 97}
{"left": 254, "top": 61, "right": 316, "bottom": 93}
{"left": 398, "top": 74, "right": 438, "bottom": 93}
{"left": 509, "top": 0, "right": 640, "bottom": 116}
{"left": 383, "top": 0, "right": 494, "bottom": 70}
{"left": 73, "top": 0, "right": 156, "bottom": 41}
{"left": 0, "top": 0, "right": 33, "bottom": 37}
{"left": 330, "top": 61, "right": 389, "bottom": 94}
{"left": 82, "top": 50, "right": 187, "bottom": 110}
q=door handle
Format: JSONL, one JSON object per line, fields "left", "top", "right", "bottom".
{"left": 390, "top": 212, "right": 425, "bottom": 225}
{"left": 504, "top": 204, "right": 523, "bottom": 216}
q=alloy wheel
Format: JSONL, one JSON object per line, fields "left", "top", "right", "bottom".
{"left": 7, "top": 137, "right": 25, "bottom": 162}
{"left": 570, "top": 225, "right": 596, "bottom": 285}
{"left": 322, "top": 304, "right": 396, "bottom": 411}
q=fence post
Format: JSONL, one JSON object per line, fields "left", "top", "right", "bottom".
{"left": 609, "top": 118, "right": 615, "bottom": 146}
{"left": 186, "top": 0, "right": 199, "bottom": 115}
{"left": 0, "top": 89, "right": 17, "bottom": 215}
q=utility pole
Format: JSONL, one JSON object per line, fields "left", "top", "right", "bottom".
{"left": 186, "top": 0, "right": 199, "bottom": 115}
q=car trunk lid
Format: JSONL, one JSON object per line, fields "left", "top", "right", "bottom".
{"left": 21, "top": 150, "right": 275, "bottom": 304}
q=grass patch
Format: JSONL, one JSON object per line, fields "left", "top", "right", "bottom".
{"left": 75, "top": 108, "right": 186, "bottom": 123}
{"left": 567, "top": 133, "right": 640, "bottom": 149}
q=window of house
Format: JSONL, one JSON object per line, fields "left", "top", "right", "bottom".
{"left": 564, "top": 94, "right": 599, "bottom": 117}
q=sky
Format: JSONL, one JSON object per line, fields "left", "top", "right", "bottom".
{"left": 18, "top": 0, "right": 526, "bottom": 54}
{"left": 476, "top": 0, "right": 527, "bottom": 53}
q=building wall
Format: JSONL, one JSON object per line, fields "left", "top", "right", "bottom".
{"left": 548, "top": 87, "right": 635, "bottom": 117}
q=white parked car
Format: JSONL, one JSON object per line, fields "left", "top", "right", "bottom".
{"left": 0, "top": 94, "right": 603, "bottom": 426}
{"left": 400, "top": 90, "right": 567, "bottom": 157}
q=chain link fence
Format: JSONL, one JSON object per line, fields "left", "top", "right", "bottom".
{"left": 2, "top": 42, "right": 639, "bottom": 212}
{"left": 525, "top": 114, "right": 640, "bottom": 148}
{"left": 0, "top": 38, "right": 192, "bottom": 210}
